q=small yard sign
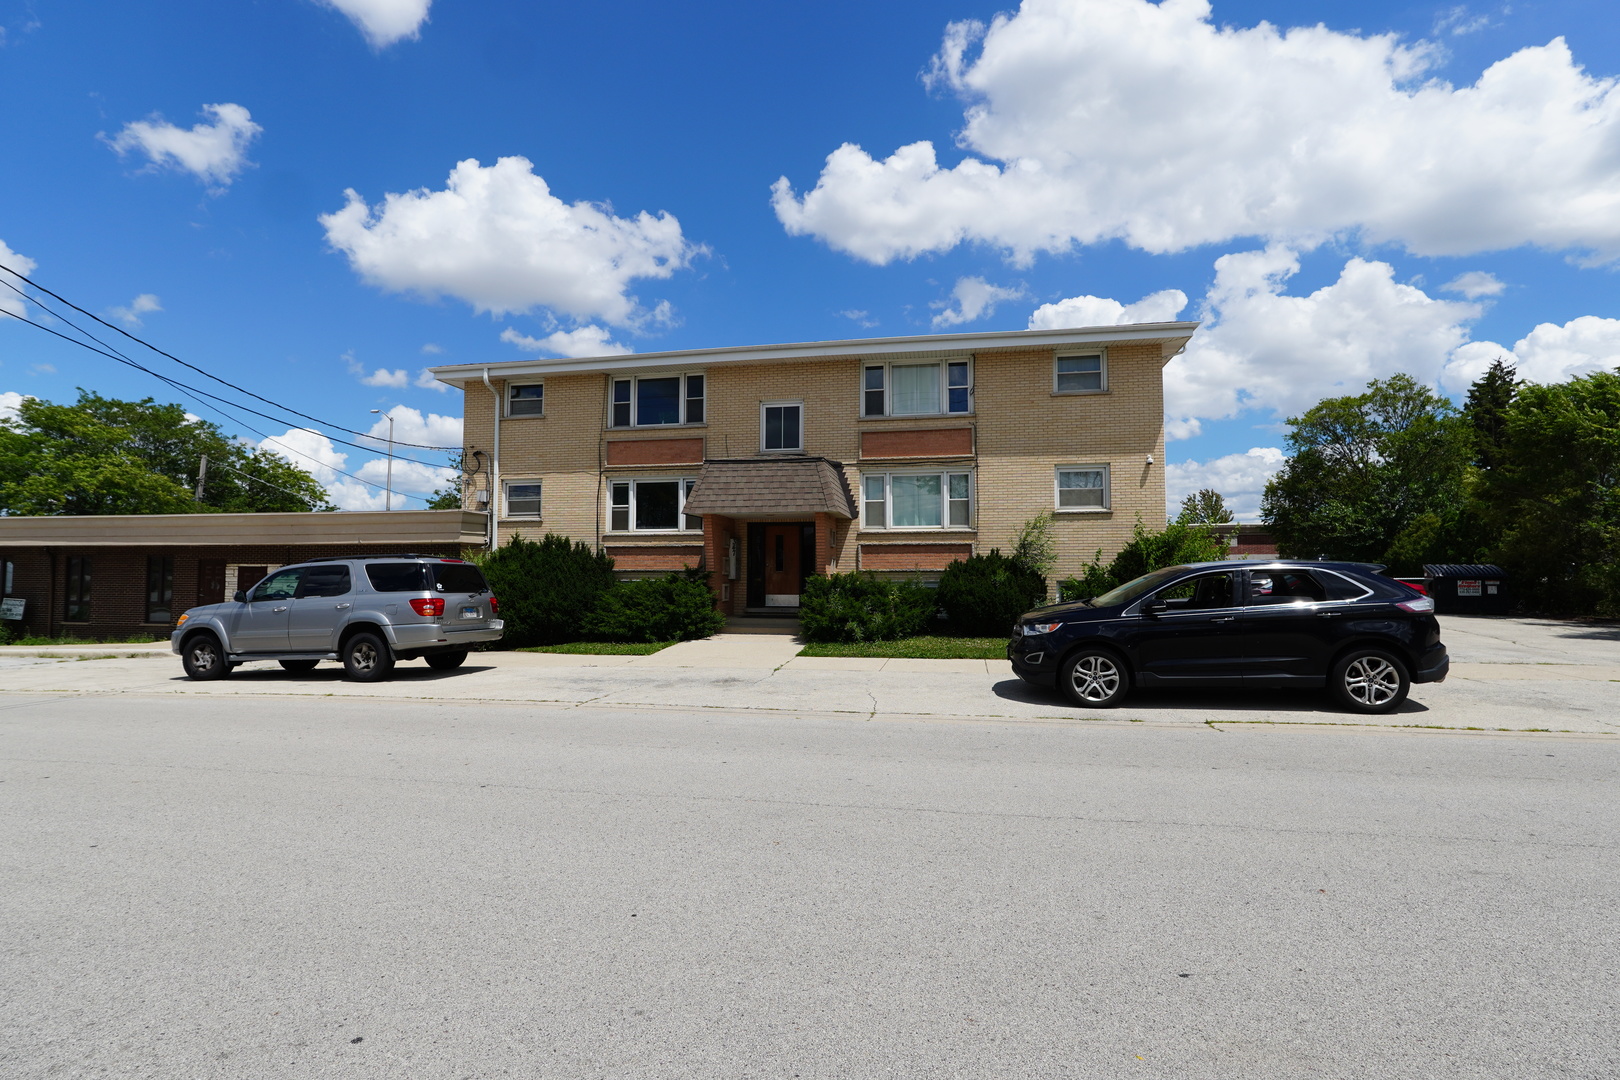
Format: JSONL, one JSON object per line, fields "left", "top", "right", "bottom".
{"left": 0, "top": 597, "right": 25, "bottom": 620}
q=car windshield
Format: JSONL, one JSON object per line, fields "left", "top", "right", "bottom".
{"left": 1088, "top": 567, "right": 1189, "bottom": 608}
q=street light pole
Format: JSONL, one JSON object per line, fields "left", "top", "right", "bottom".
{"left": 370, "top": 408, "right": 395, "bottom": 511}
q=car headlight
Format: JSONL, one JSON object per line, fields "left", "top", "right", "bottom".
{"left": 1022, "top": 621, "right": 1062, "bottom": 635}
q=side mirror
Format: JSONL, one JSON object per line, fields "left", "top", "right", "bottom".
{"left": 1145, "top": 600, "right": 1167, "bottom": 616}
{"left": 233, "top": 591, "right": 247, "bottom": 603}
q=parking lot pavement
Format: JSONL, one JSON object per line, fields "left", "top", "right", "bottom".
{"left": 3, "top": 694, "right": 1617, "bottom": 1078}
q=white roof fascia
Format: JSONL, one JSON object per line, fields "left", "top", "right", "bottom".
{"left": 429, "top": 323, "right": 1200, "bottom": 386}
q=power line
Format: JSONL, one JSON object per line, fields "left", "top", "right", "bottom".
{"left": 0, "top": 261, "right": 462, "bottom": 451}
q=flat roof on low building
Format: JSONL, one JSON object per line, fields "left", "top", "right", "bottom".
{"left": 0, "top": 510, "right": 489, "bottom": 547}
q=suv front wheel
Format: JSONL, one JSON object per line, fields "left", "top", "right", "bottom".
{"left": 343, "top": 631, "right": 395, "bottom": 682}
{"left": 181, "top": 634, "right": 230, "bottom": 681}
{"left": 1059, "top": 647, "right": 1130, "bottom": 708}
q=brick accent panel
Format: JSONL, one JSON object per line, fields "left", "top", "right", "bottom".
{"left": 605, "top": 437, "right": 705, "bottom": 466}
{"left": 860, "top": 427, "right": 973, "bottom": 459}
{"left": 859, "top": 543, "right": 972, "bottom": 571}
{"left": 701, "top": 515, "right": 739, "bottom": 614}
{"left": 605, "top": 545, "right": 704, "bottom": 572}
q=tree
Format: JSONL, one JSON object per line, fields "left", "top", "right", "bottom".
{"left": 1463, "top": 357, "right": 1519, "bottom": 470}
{"left": 1010, "top": 511, "right": 1057, "bottom": 577}
{"left": 0, "top": 390, "right": 333, "bottom": 515}
{"left": 1261, "top": 375, "right": 1475, "bottom": 573}
{"left": 1175, "top": 488, "right": 1235, "bottom": 525}
{"left": 1478, "top": 370, "right": 1620, "bottom": 616}
{"left": 425, "top": 450, "right": 465, "bottom": 510}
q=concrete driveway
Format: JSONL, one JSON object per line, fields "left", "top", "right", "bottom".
{"left": 1, "top": 615, "right": 1614, "bottom": 735}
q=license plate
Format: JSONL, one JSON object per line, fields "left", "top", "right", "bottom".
{"left": 460, "top": 606, "right": 481, "bottom": 620}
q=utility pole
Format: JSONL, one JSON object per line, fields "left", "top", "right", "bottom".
{"left": 194, "top": 455, "right": 208, "bottom": 501}
{"left": 370, "top": 409, "right": 396, "bottom": 511}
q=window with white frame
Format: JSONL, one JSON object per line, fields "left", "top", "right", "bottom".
{"left": 507, "top": 383, "right": 544, "bottom": 417}
{"left": 1055, "top": 466, "right": 1109, "bottom": 510}
{"left": 861, "top": 360, "right": 971, "bottom": 417}
{"left": 861, "top": 470, "right": 972, "bottom": 529}
{"left": 504, "top": 480, "right": 543, "bottom": 518}
{"left": 610, "top": 373, "right": 704, "bottom": 427}
{"left": 1054, "top": 353, "right": 1106, "bottom": 394}
{"left": 761, "top": 401, "right": 803, "bottom": 452}
{"left": 609, "top": 477, "right": 701, "bottom": 532}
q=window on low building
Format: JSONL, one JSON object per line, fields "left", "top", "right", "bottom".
{"left": 610, "top": 477, "right": 701, "bottom": 532}
{"left": 609, "top": 373, "right": 705, "bottom": 427}
{"left": 1055, "top": 466, "right": 1110, "bottom": 510}
{"left": 145, "top": 556, "right": 174, "bottom": 624}
{"left": 507, "top": 383, "right": 544, "bottom": 417}
{"left": 861, "top": 471, "right": 973, "bottom": 530}
{"left": 862, "top": 361, "right": 972, "bottom": 417}
{"left": 65, "top": 556, "right": 91, "bottom": 622}
{"left": 1055, "top": 353, "right": 1106, "bottom": 394}
{"left": 761, "top": 402, "right": 803, "bottom": 452}
{"left": 504, "top": 481, "right": 543, "bottom": 518}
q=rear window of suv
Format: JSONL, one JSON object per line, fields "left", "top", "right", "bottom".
{"left": 431, "top": 563, "right": 488, "bottom": 594}
{"left": 366, "top": 562, "right": 428, "bottom": 592}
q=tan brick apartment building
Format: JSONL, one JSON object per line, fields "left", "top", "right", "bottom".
{"left": 430, "top": 324, "right": 1197, "bottom": 616}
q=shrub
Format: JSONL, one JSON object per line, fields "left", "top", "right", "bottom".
{"left": 583, "top": 570, "right": 726, "bottom": 643}
{"left": 1058, "top": 521, "right": 1228, "bottom": 601}
{"left": 1010, "top": 511, "right": 1057, "bottom": 577}
{"left": 476, "top": 533, "right": 617, "bottom": 647}
{"left": 936, "top": 549, "right": 1048, "bottom": 637}
{"left": 798, "top": 572, "right": 937, "bottom": 644}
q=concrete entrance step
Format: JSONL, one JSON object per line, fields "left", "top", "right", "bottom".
{"left": 725, "top": 616, "right": 801, "bottom": 635}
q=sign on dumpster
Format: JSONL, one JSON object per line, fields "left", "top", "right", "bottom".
{"left": 1456, "top": 579, "right": 1482, "bottom": 597}
{"left": 0, "top": 597, "right": 24, "bottom": 620}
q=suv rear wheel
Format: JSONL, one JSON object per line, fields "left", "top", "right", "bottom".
{"left": 181, "top": 634, "right": 230, "bottom": 681}
{"left": 1331, "top": 648, "right": 1409, "bottom": 714}
{"left": 342, "top": 632, "right": 395, "bottom": 682}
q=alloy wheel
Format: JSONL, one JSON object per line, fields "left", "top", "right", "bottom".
{"left": 190, "top": 642, "right": 217, "bottom": 672}
{"left": 1069, "top": 654, "right": 1122, "bottom": 703}
{"left": 350, "top": 641, "right": 378, "bottom": 672}
{"left": 1343, "top": 656, "right": 1401, "bottom": 707}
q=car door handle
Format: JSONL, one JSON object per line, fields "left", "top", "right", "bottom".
{"left": 1316, "top": 611, "right": 1341, "bottom": 618}
{"left": 1210, "top": 615, "right": 1236, "bottom": 623}
{"left": 272, "top": 605, "right": 289, "bottom": 613}
{"left": 334, "top": 603, "right": 351, "bottom": 610}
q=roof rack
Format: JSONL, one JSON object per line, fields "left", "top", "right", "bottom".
{"left": 298, "top": 553, "right": 450, "bottom": 563}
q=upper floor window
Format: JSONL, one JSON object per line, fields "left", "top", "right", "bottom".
{"left": 861, "top": 470, "right": 973, "bottom": 530}
{"left": 611, "top": 373, "right": 704, "bottom": 428}
{"left": 507, "top": 383, "right": 544, "bottom": 417}
{"left": 761, "top": 402, "right": 803, "bottom": 452}
{"left": 1054, "top": 353, "right": 1106, "bottom": 394}
{"left": 610, "top": 477, "right": 701, "bottom": 532}
{"left": 862, "top": 360, "right": 971, "bottom": 417}
{"left": 1055, "top": 466, "right": 1110, "bottom": 511}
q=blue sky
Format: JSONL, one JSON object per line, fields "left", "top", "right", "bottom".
{"left": 3, "top": 0, "right": 1619, "bottom": 514}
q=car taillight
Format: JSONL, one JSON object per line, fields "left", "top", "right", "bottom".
{"left": 409, "top": 597, "right": 446, "bottom": 617}
{"left": 1395, "top": 596, "right": 1434, "bottom": 613}
{"left": 489, "top": 596, "right": 499, "bottom": 614}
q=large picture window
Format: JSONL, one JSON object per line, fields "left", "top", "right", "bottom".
{"left": 610, "top": 373, "right": 705, "bottom": 428}
{"left": 65, "top": 556, "right": 91, "bottom": 622}
{"left": 1054, "top": 353, "right": 1106, "bottom": 394}
{"left": 1055, "top": 466, "right": 1110, "bottom": 510}
{"left": 861, "top": 471, "right": 972, "bottom": 530}
{"left": 861, "top": 360, "right": 971, "bottom": 417}
{"left": 145, "top": 556, "right": 174, "bottom": 624}
{"left": 609, "top": 477, "right": 701, "bottom": 532}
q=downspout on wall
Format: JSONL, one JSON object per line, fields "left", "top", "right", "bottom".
{"left": 481, "top": 368, "right": 501, "bottom": 551}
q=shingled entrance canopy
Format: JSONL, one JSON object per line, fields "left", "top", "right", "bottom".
{"left": 682, "top": 457, "right": 856, "bottom": 520}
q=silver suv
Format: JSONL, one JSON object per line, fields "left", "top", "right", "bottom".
{"left": 172, "top": 555, "right": 504, "bottom": 682}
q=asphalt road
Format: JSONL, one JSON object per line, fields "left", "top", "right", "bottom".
{"left": 3, "top": 694, "right": 1616, "bottom": 1079}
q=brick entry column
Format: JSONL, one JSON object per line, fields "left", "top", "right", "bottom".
{"left": 813, "top": 513, "right": 834, "bottom": 575}
{"left": 702, "top": 514, "right": 738, "bottom": 615}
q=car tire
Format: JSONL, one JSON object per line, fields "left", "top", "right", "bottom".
{"left": 278, "top": 659, "right": 319, "bottom": 672}
{"left": 1059, "top": 647, "right": 1130, "bottom": 708}
{"left": 1331, "top": 648, "right": 1410, "bottom": 714}
{"left": 181, "top": 634, "right": 230, "bottom": 681}
{"left": 425, "top": 650, "right": 468, "bottom": 671}
{"left": 342, "top": 632, "right": 395, "bottom": 682}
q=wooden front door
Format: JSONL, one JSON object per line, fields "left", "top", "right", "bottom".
{"left": 763, "top": 525, "right": 801, "bottom": 606}
{"left": 197, "top": 559, "right": 227, "bottom": 607}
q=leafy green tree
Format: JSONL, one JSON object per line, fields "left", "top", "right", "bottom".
{"left": 1261, "top": 375, "right": 1475, "bottom": 573}
{"left": 1478, "top": 370, "right": 1620, "bottom": 616}
{"left": 1060, "top": 520, "right": 1228, "bottom": 600}
{"left": 1463, "top": 357, "right": 1519, "bottom": 470}
{"left": 0, "top": 390, "right": 332, "bottom": 515}
{"left": 425, "top": 450, "right": 465, "bottom": 510}
{"left": 1010, "top": 511, "right": 1057, "bottom": 577}
{"left": 1175, "top": 488, "right": 1235, "bottom": 525}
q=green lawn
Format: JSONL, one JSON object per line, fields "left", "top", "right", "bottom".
{"left": 519, "top": 641, "right": 674, "bottom": 655}
{"left": 798, "top": 636, "right": 1007, "bottom": 660}
{"left": 0, "top": 634, "right": 165, "bottom": 646}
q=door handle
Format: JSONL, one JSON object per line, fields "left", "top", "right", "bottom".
{"left": 1211, "top": 615, "right": 1236, "bottom": 623}
{"left": 335, "top": 603, "right": 351, "bottom": 610}
{"left": 1316, "top": 611, "right": 1341, "bottom": 618}
{"left": 272, "top": 605, "right": 289, "bottom": 613}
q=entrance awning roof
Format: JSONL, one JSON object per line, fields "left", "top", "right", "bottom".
{"left": 683, "top": 458, "right": 856, "bottom": 520}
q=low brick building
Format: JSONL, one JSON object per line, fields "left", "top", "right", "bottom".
{"left": 0, "top": 510, "right": 487, "bottom": 639}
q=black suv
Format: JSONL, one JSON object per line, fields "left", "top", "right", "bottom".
{"left": 1007, "top": 561, "right": 1448, "bottom": 714}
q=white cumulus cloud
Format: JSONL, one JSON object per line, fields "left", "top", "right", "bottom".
{"left": 343, "top": 350, "right": 411, "bottom": 388}
{"left": 1, "top": 390, "right": 29, "bottom": 422}
{"left": 500, "top": 324, "right": 630, "bottom": 358}
{"left": 107, "top": 293, "right": 162, "bottom": 327}
{"left": 1446, "top": 316, "right": 1620, "bottom": 388}
{"left": 106, "top": 103, "right": 262, "bottom": 189}
{"left": 0, "top": 239, "right": 38, "bottom": 318}
{"left": 319, "top": 0, "right": 431, "bottom": 48}
{"left": 1029, "top": 288, "right": 1188, "bottom": 329}
{"left": 356, "top": 456, "right": 455, "bottom": 496}
{"left": 414, "top": 368, "right": 449, "bottom": 392}
{"left": 1166, "top": 447, "right": 1286, "bottom": 520}
{"left": 931, "top": 276, "right": 1025, "bottom": 328}
{"left": 774, "top": 0, "right": 1620, "bottom": 265}
{"left": 1441, "top": 271, "right": 1506, "bottom": 299}
{"left": 366, "top": 405, "right": 462, "bottom": 450}
{"left": 1163, "top": 247, "right": 1479, "bottom": 439}
{"left": 321, "top": 156, "right": 700, "bottom": 328}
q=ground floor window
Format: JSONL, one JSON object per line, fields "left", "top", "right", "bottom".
{"left": 504, "top": 480, "right": 543, "bottom": 518}
{"left": 65, "top": 556, "right": 91, "bottom": 621}
{"left": 146, "top": 556, "right": 174, "bottom": 624}
{"left": 861, "top": 470, "right": 972, "bottom": 530}
{"left": 610, "top": 477, "right": 701, "bottom": 532}
{"left": 1055, "top": 465, "right": 1110, "bottom": 510}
